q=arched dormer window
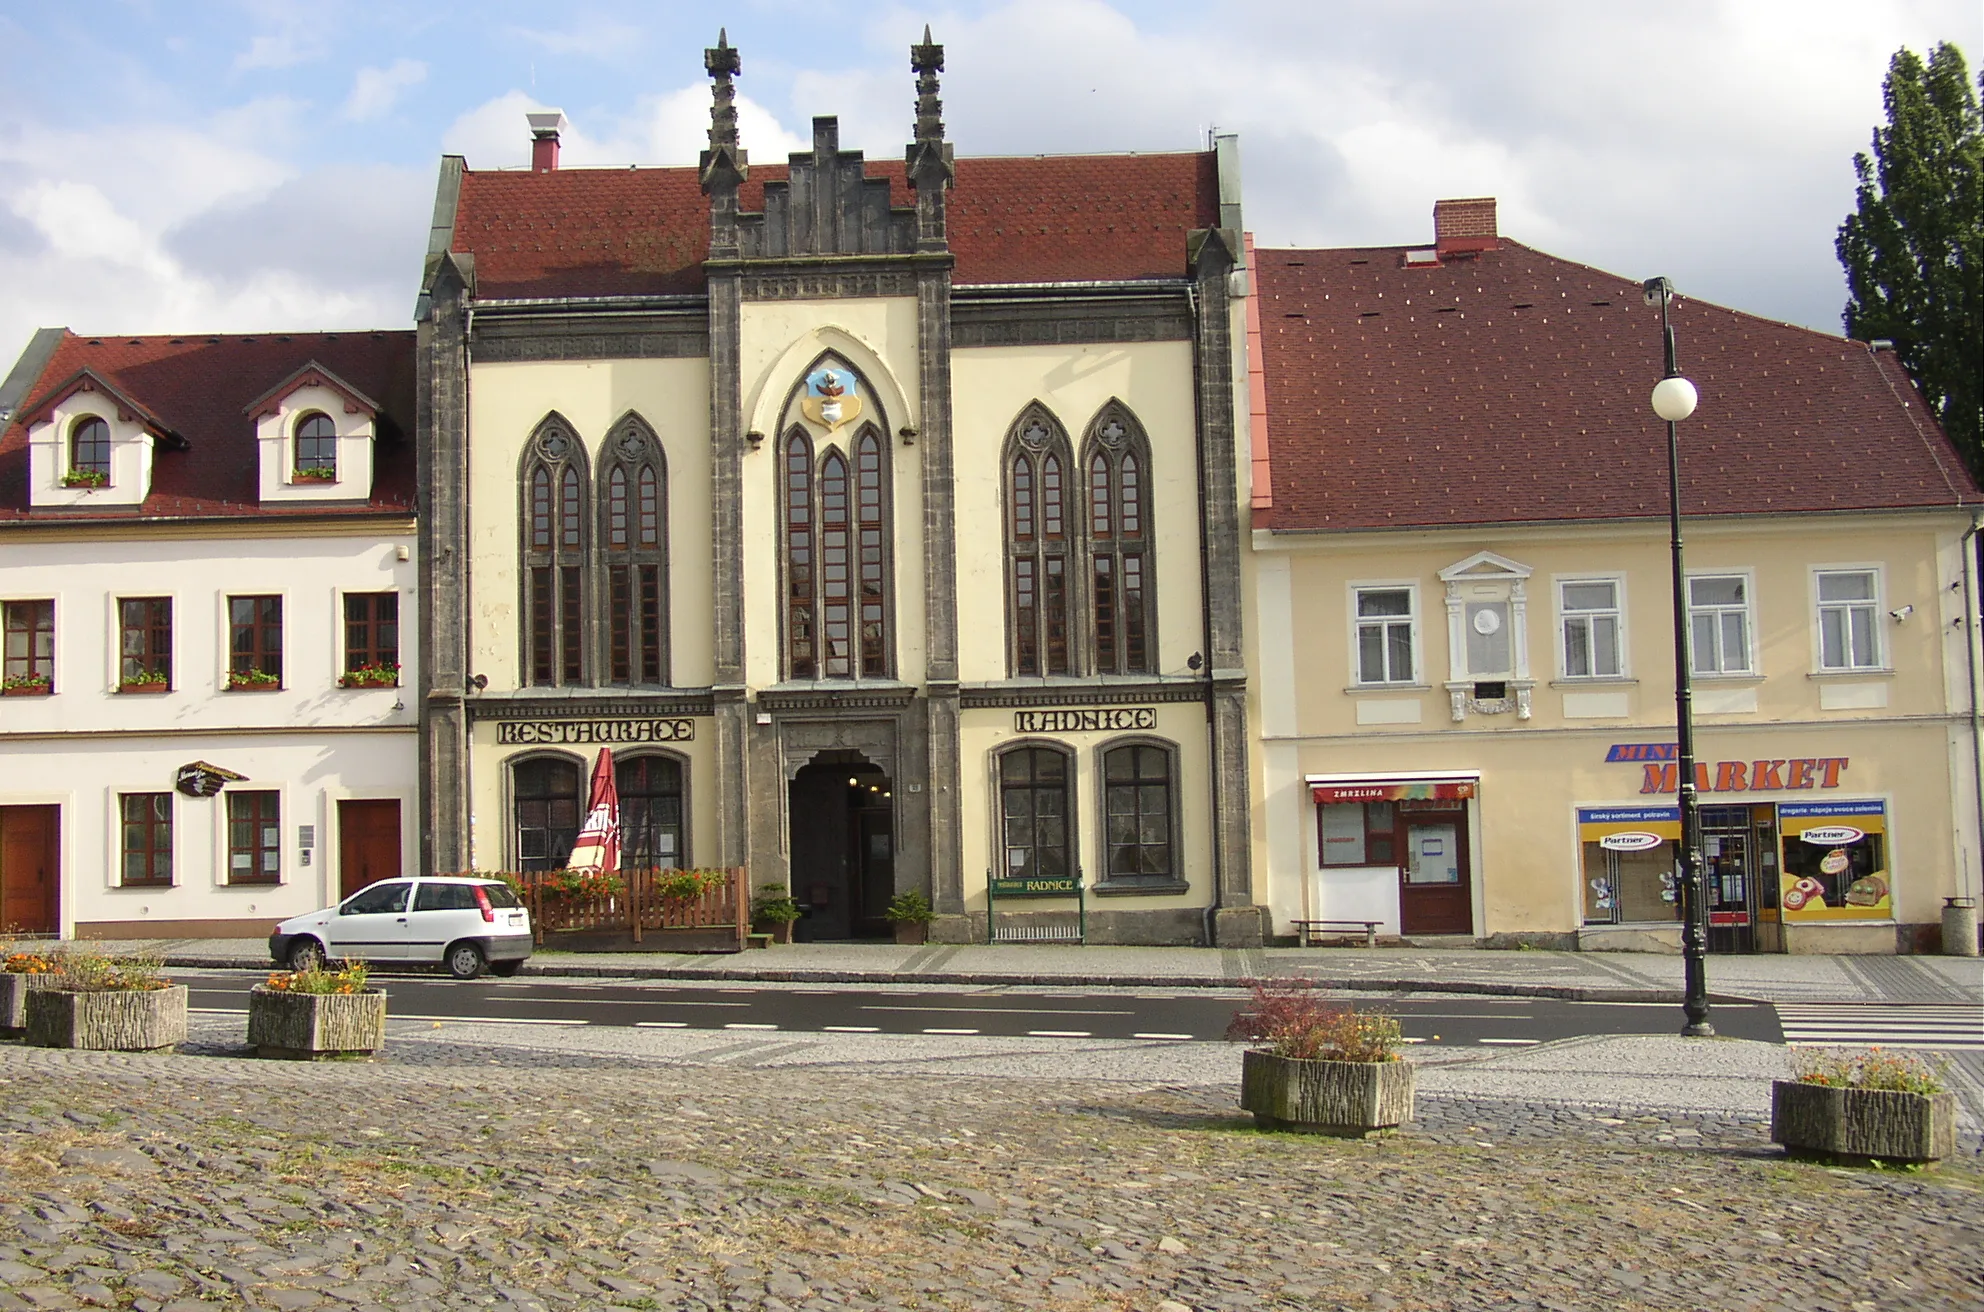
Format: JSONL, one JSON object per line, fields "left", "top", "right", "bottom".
{"left": 598, "top": 416, "right": 668, "bottom": 685}
{"left": 1083, "top": 403, "right": 1154, "bottom": 675}
{"left": 520, "top": 417, "right": 589, "bottom": 687}
{"left": 1004, "top": 405, "right": 1074, "bottom": 677}
{"left": 294, "top": 412, "right": 337, "bottom": 479}
{"left": 70, "top": 417, "right": 110, "bottom": 478}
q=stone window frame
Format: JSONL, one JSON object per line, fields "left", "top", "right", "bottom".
{"left": 614, "top": 748, "right": 692, "bottom": 871}
{"left": 991, "top": 739, "right": 1079, "bottom": 885}
{"left": 1079, "top": 401, "right": 1158, "bottom": 677}
{"left": 1091, "top": 733, "right": 1187, "bottom": 894}
{"left": 517, "top": 413, "right": 592, "bottom": 688}
{"left": 505, "top": 749, "right": 586, "bottom": 872}
{"left": 1002, "top": 403, "right": 1078, "bottom": 678}
{"left": 595, "top": 412, "right": 671, "bottom": 688}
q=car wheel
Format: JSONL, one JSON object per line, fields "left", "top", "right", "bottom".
{"left": 285, "top": 938, "right": 326, "bottom": 972}
{"left": 445, "top": 942, "right": 486, "bottom": 981}
{"left": 489, "top": 961, "right": 523, "bottom": 978}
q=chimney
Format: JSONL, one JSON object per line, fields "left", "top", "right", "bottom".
{"left": 1433, "top": 197, "right": 1497, "bottom": 257}
{"left": 527, "top": 111, "right": 567, "bottom": 172}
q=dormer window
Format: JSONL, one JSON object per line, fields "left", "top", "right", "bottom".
{"left": 70, "top": 417, "right": 111, "bottom": 479}
{"left": 294, "top": 413, "right": 338, "bottom": 481}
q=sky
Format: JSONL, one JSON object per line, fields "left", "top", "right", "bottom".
{"left": 0, "top": 1, "right": 1976, "bottom": 368}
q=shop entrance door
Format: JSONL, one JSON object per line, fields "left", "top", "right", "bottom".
{"left": 0, "top": 805, "right": 59, "bottom": 935}
{"left": 1399, "top": 807, "right": 1472, "bottom": 936}
{"left": 1700, "top": 804, "right": 1758, "bottom": 953}
{"left": 789, "top": 755, "right": 894, "bottom": 941}
{"left": 338, "top": 800, "right": 402, "bottom": 900}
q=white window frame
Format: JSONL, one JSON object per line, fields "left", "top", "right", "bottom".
{"left": 1686, "top": 570, "right": 1756, "bottom": 677}
{"left": 1556, "top": 575, "right": 1627, "bottom": 680}
{"left": 1812, "top": 566, "right": 1885, "bottom": 673}
{"left": 1348, "top": 582, "right": 1420, "bottom": 687}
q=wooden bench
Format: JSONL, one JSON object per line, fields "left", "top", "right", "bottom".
{"left": 1293, "top": 919, "right": 1381, "bottom": 948}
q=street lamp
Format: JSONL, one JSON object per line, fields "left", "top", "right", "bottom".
{"left": 1644, "top": 276, "right": 1714, "bottom": 1038}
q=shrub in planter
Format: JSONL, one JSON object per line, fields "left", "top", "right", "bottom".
{"left": 1772, "top": 1047, "right": 1955, "bottom": 1165}
{"left": 886, "top": 890, "right": 934, "bottom": 945}
{"left": 751, "top": 885, "right": 801, "bottom": 944}
{"left": 1227, "top": 979, "right": 1414, "bottom": 1137}
{"left": 249, "top": 961, "right": 386, "bottom": 1059}
{"left": 0, "top": 950, "right": 60, "bottom": 1036}
{"left": 24, "top": 951, "right": 185, "bottom": 1051}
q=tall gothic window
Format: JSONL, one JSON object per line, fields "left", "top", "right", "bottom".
{"left": 784, "top": 430, "right": 817, "bottom": 678}
{"left": 1084, "top": 404, "right": 1152, "bottom": 675}
{"left": 1006, "top": 408, "right": 1073, "bottom": 677}
{"left": 783, "top": 424, "right": 892, "bottom": 680}
{"left": 598, "top": 417, "right": 668, "bottom": 685}
{"left": 520, "top": 417, "right": 588, "bottom": 686}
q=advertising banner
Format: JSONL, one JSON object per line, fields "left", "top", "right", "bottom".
{"left": 1777, "top": 800, "right": 1890, "bottom": 922}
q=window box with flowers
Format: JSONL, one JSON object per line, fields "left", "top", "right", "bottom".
{"left": 338, "top": 662, "right": 400, "bottom": 689}
{"left": 248, "top": 961, "right": 386, "bottom": 1059}
{"left": 59, "top": 469, "right": 109, "bottom": 489}
{"left": 119, "top": 669, "right": 170, "bottom": 694}
{"left": 226, "top": 669, "right": 282, "bottom": 692}
{"left": 1772, "top": 1047, "right": 1955, "bottom": 1165}
{"left": 2, "top": 672, "right": 52, "bottom": 697}
{"left": 293, "top": 466, "right": 339, "bottom": 484}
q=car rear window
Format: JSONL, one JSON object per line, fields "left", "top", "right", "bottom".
{"left": 413, "top": 883, "right": 480, "bottom": 912}
{"left": 478, "top": 882, "right": 522, "bottom": 909}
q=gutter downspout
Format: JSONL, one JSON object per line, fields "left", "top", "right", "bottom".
{"left": 1963, "top": 517, "right": 1984, "bottom": 904}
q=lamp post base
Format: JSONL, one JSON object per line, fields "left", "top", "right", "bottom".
{"left": 1681, "top": 1020, "right": 1717, "bottom": 1038}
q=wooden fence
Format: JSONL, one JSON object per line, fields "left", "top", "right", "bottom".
{"left": 489, "top": 867, "right": 750, "bottom": 952}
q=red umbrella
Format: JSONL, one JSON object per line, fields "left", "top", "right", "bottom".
{"left": 567, "top": 747, "right": 620, "bottom": 872}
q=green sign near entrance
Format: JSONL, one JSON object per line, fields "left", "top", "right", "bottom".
{"left": 988, "top": 875, "right": 1080, "bottom": 897}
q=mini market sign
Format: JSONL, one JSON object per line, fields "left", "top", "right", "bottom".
{"left": 1607, "top": 743, "right": 1849, "bottom": 795}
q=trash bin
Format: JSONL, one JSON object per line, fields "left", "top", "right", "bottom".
{"left": 1943, "top": 897, "right": 1980, "bottom": 957}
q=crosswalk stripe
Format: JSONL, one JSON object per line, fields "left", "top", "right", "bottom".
{"left": 1774, "top": 1002, "right": 1984, "bottom": 1050}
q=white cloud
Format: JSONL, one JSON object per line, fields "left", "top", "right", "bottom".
{"left": 441, "top": 87, "right": 808, "bottom": 170}
{"left": 233, "top": 31, "right": 319, "bottom": 72}
{"left": 343, "top": 59, "right": 428, "bottom": 122}
{"left": 507, "top": 20, "right": 645, "bottom": 61}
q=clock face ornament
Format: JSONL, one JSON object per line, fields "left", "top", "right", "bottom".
{"left": 1472, "top": 608, "right": 1502, "bottom": 636}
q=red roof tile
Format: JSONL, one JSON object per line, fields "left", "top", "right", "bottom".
{"left": 0, "top": 332, "right": 416, "bottom": 524}
{"left": 453, "top": 152, "right": 1218, "bottom": 298}
{"left": 1254, "top": 241, "right": 1977, "bottom": 531}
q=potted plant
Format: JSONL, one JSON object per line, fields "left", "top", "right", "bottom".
{"left": 59, "top": 469, "right": 108, "bottom": 488}
{"left": 293, "top": 466, "right": 338, "bottom": 483}
{"left": 1772, "top": 1047, "right": 1956, "bottom": 1166}
{"left": 1227, "top": 978, "right": 1414, "bottom": 1137}
{"left": 338, "top": 662, "right": 400, "bottom": 689}
{"left": 751, "top": 884, "right": 801, "bottom": 944}
{"left": 885, "top": 889, "right": 934, "bottom": 945}
{"left": 226, "top": 667, "right": 281, "bottom": 691}
{"left": 0, "top": 949, "right": 60, "bottom": 1037}
{"left": 24, "top": 950, "right": 186, "bottom": 1052}
{"left": 248, "top": 960, "right": 386, "bottom": 1059}
{"left": 2, "top": 672, "right": 51, "bottom": 696}
{"left": 119, "top": 668, "right": 170, "bottom": 693}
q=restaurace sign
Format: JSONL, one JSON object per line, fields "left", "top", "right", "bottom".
{"left": 497, "top": 719, "right": 695, "bottom": 746}
{"left": 1606, "top": 743, "right": 1849, "bottom": 795}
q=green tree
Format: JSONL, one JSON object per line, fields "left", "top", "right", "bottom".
{"left": 1836, "top": 43, "right": 1983, "bottom": 476}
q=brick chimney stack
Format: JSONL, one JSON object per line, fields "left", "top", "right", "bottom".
{"left": 1433, "top": 197, "right": 1497, "bottom": 257}
{"left": 527, "top": 111, "right": 567, "bottom": 172}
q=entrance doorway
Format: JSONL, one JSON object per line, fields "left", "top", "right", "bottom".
{"left": 338, "top": 799, "right": 402, "bottom": 900}
{"left": 788, "top": 754, "right": 894, "bottom": 940}
{"left": 0, "top": 805, "right": 59, "bottom": 935}
{"left": 1701, "top": 803, "right": 1772, "bottom": 953}
{"left": 1398, "top": 803, "right": 1472, "bottom": 936}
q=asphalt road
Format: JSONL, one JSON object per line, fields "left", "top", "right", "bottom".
{"left": 178, "top": 970, "right": 1784, "bottom": 1046}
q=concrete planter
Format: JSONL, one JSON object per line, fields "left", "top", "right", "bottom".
{"left": 753, "top": 920, "right": 795, "bottom": 945}
{"left": 247, "top": 987, "right": 387, "bottom": 1059}
{"left": 1771, "top": 1080, "right": 1955, "bottom": 1165}
{"left": 0, "top": 972, "right": 57, "bottom": 1036}
{"left": 893, "top": 921, "right": 929, "bottom": 946}
{"left": 1240, "top": 1049, "right": 1416, "bottom": 1137}
{"left": 25, "top": 986, "right": 187, "bottom": 1051}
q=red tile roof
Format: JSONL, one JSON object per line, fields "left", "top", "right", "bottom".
{"left": 1254, "top": 241, "right": 1978, "bottom": 531}
{"left": 0, "top": 332, "right": 416, "bottom": 524}
{"left": 453, "top": 152, "right": 1219, "bottom": 299}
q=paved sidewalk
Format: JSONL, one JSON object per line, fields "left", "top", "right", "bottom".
{"left": 112, "top": 936, "right": 1984, "bottom": 1002}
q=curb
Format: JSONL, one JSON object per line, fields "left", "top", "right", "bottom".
{"left": 160, "top": 954, "right": 1763, "bottom": 1005}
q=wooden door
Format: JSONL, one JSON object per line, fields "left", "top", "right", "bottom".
{"left": 338, "top": 800, "right": 402, "bottom": 900}
{"left": 1398, "top": 807, "right": 1472, "bottom": 936}
{"left": 0, "top": 805, "right": 59, "bottom": 935}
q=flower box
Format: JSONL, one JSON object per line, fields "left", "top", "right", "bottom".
{"left": 2, "top": 680, "right": 51, "bottom": 697}
{"left": 1771, "top": 1080, "right": 1956, "bottom": 1165}
{"left": 292, "top": 469, "right": 338, "bottom": 484}
{"left": 247, "top": 986, "right": 387, "bottom": 1059}
{"left": 1240, "top": 1049, "right": 1416, "bottom": 1137}
{"left": 226, "top": 672, "right": 282, "bottom": 691}
{"left": 338, "top": 665, "right": 400, "bottom": 689}
{"left": 119, "top": 680, "right": 170, "bottom": 694}
{"left": 59, "top": 471, "right": 108, "bottom": 489}
{"left": 25, "top": 985, "right": 187, "bottom": 1051}
{"left": 0, "top": 971, "right": 56, "bottom": 1036}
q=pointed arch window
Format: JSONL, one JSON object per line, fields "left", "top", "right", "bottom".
{"left": 782, "top": 422, "right": 893, "bottom": 680}
{"left": 599, "top": 418, "right": 668, "bottom": 685}
{"left": 1084, "top": 406, "right": 1153, "bottom": 675}
{"left": 1005, "top": 409, "right": 1073, "bottom": 677}
{"left": 520, "top": 419, "right": 588, "bottom": 686}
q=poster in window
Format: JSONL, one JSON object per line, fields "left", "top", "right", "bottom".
{"left": 1318, "top": 803, "right": 1367, "bottom": 866}
{"left": 1778, "top": 800, "right": 1889, "bottom": 921}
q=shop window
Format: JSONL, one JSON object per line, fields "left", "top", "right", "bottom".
{"left": 1816, "top": 570, "right": 1880, "bottom": 670}
{"left": 1353, "top": 588, "right": 1415, "bottom": 684}
{"left": 520, "top": 417, "right": 588, "bottom": 687}
{"left": 1688, "top": 575, "right": 1752, "bottom": 675}
{"left": 226, "top": 790, "right": 281, "bottom": 885}
{"left": 294, "top": 412, "right": 337, "bottom": 479}
{"left": 1559, "top": 579, "right": 1622, "bottom": 678}
{"left": 1580, "top": 841, "right": 1681, "bottom": 925}
{"left": 1319, "top": 801, "right": 1398, "bottom": 867}
{"left": 1101, "top": 742, "right": 1174, "bottom": 881}
{"left": 1781, "top": 818, "right": 1889, "bottom": 917}
{"left": 120, "top": 792, "right": 172, "bottom": 887}
{"left": 513, "top": 756, "right": 581, "bottom": 871}
{"left": 343, "top": 592, "right": 398, "bottom": 677}
{"left": 617, "top": 753, "right": 685, "bottom": 870}
{"left": 119, "top": 597, "right": 171, "bottom": 687}
{"left": 70, "top": 416, "right": 110, "bottom": 477}
{"left": 228, "top": 595, "right": 282, "bottom": 684}
{"left": 999, "top": 746, "right": 1073, "bottom": 881}
{"left": 599, "top": 417, "right": 668, "bottom": 686}
{"left": 3, "top": 599, "right": 55, "bottom": 692}
{"left": 1006, "top": 409, "right": 1073, "bottom": 677}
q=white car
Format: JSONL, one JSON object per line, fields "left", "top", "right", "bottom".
{"left": 269, "top": 877, "right": 533, "bottom": 980}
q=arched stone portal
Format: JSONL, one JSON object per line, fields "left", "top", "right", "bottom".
{"left": 787, "top": 748, "right": 895, "bottom": 941}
